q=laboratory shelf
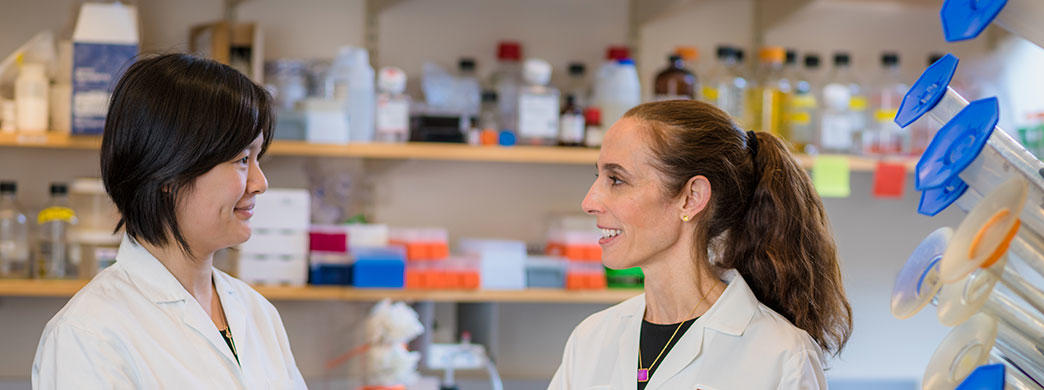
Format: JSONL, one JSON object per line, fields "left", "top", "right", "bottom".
{"left": 0, "top": 133, "right": 917, "bottom": 170}
{"left": 0, "top": 279, "right": 641, "bottom": 303}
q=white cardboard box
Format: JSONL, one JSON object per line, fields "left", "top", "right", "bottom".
{"left": 250, "top": 188, "right": 310, "bottom": 230}
{"left": 459, "top": 238, "right": 526, "bottom": 290}
{"left": 237, "top": 254, "right": 307, "bottom": 286}
{"left": 240, "top": 230, "right": 308, "bottom": 257}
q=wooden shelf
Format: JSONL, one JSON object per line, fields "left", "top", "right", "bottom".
{"left": 0, "top": 133, "right": 918, "bottom": 171}
{"left": 0, "top": 279, "right": 640, "bottom": 303}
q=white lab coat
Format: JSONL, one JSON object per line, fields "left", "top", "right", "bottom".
{"left": 32, "top": 235, "right": 307, "bottom": 389}
{"left": 549, "top": 269, "right": 827, "bottom": 390}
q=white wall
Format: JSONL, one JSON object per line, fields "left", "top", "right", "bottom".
{"left": 0, "top": 0, "right": 1011, "bottom": 387}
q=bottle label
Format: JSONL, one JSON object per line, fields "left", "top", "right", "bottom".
{"left": 874, "top": 108, "right": 898, "bottom": 123}
{"left": 518, "top": 93, "right": 559, "bottom": 139}
{"left": 376, "top": 97, "right": 410, "bottom": 136}
{"left": 701, "top": 87, "right": 719, "bottom": 101}
{"left": 560, "top": 113, "right": 585, "bottom": 143}
{"left": 849, "top": 96, "right": 868, "bottom": 112}
{"left": 789, "top": 95, "right": 817, "bottom": 109}
{"left": 786, "top": 111, "right": 812, "bottom": 125}
{"left": 821, "top": 114, "right": 853, "bottom": 151}
{"left": 38, "top": 207, "right": 75, "bottom": 225}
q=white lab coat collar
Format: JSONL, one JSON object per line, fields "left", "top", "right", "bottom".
{"left": 116, "top": 234, "right": 245, "bottom": 370}
{"left": 611, "top": 269, "right": 760, "bottom": 389}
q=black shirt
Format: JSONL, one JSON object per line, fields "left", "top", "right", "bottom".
{"left": 637, "top": 317, "right": 698, "bottom": 390}
{"left": 219, "top": 327, "right": 239, "bottom": 364}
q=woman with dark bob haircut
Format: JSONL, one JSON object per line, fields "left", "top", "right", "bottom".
{"left": 550, "top": 100, "right": 852, "bottom": 389}
{"left": 32, "top": 54, "right": 305, "bottom": 388}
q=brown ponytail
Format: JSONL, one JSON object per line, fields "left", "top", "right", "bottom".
{"left": 624, "top": 100, "right": 852, "bottom": 356}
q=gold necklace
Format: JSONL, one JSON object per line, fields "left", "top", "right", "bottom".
{"left": 637, "top": 319, "right": 687, "bottom": 383}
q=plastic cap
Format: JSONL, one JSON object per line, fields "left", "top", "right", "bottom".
{"left": 676, "top": 46, "right": 699, "bottom": 62}
{"left": 458, "top": 58, "right": 476, "bottom": 72}
{"left": 804, "top": 55, "right": 821, "bottom": 68}
{"left": 941, "top": 0, "right": 1008, "bottom": 42}
{"left": 716, "top": 46, "right": 733, "bottom": 59}
{"left": 915, "top": 97, "right": 999, "bottom": 190}
{"left": 668, "top": 54, "right": 683, "bottom": 63}
{"left": 497, "top": 41, "right": 522, "bottom": 61}
{"left": 833, "top": 52, "right": 851, "bottom": 66}
{"left": 606, "top": 46, "right": 630, "bottom": 61}
{"left": 918, "top": 176, "right": 969, "bottom": 216}
{"left": 50, "top": 183, "right": 68, "bottom": 195}
{"left": 522, "top": 58, "right": 552, "bottom": 86}
{"left": 785, "top": 49, "right": 797, "bottom": 64}
{"left": 584, "top": 107, "right": 601, "bottom": 125}
{"left": 568, "top": 62, "right": 585, "bottom": 75}
{"left": 735, "top": 48, "right": 746, "bottom": 62}
{"left": 0, "top": 181, "right": 15, "bottom": 193}
{"left": 928, "top": 53, "right": 945, "bottom": 66}
{"left": 617, "top": 58, "right": 635, "bottom": 65}
{"left": 481, "top": 90, "right": 497, "bottom": 102}
{"left": 498, "top": 130, "right": 517, "bottom": 146}
{"left": 377, "top": 66, "right": 407, "bottom": 94}
{"left": 759, "top": 46, "right": 785, "bottom": 63}
{"left": 882, "top": 52, "right": 900, "bottom": 66}
{"left": 896, "top": 53, "right": 959, "bottom": 128}
{"left": 956, "top": 364, "right": 1005, "bottom": 390}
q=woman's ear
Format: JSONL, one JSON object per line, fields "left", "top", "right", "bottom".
{"left": 679, "top": 176, "right": 711, "bottom": 221}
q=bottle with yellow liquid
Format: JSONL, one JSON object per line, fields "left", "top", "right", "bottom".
{"left": 36, "top": 183, "right": 77, "bottom": 279}
{"left": 786, "top": 54, "right": 822, "bottom": 154}
{"left": 702, "top": 46, "right": 748, "bottom": 126}
{"left": 746, "top": 47, "right": 789, "bottom": 138}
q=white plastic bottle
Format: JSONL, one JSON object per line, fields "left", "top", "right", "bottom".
{"left": 330, "top": 47, "right": 375, "bottom": 142}
{"left": 15, "top": 63, "right": 49, "bottom": 133}
{"left": 375, "top": 66, "right": 411, "bottom": 143}
{"left": 0, "top": 182, "right": 30, "bottom": 278}
{"left": 591, "top": 46, "right": 628, "bottom": 125}
{"left": 819, "top": 53, "right": 865, "bottom": 154}
{"left": 517, "top": 58, "right": 560, "bottom": 146}
{"left": 601, "top": 58, "right": 641, "bottom": 128}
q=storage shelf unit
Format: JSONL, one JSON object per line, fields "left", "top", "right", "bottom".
{"left": 0, "top": 279, "right": 640, "bottom": 303}
{"left": 0, "top": 134, "right": 916, "bottom": 170}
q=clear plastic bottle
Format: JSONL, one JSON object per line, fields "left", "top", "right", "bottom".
{"left": 456, "top": 58, "right": 482, "bottom": 122}
{"left": 786, "top": 54, "right": 821, "bottom": 154}
{"left": 819, "top": 53, "right": 866, "bottom": 154}
{"left": 36, "top": 183, "right": 77, "bottom": 279}
{"left": 653, "top": 54, "right": 697, "bottom": 101}
{"left": 375, "top": 66, "right": 411, "bottom": 143}
{"left": 867, "top": 52, "right": 908, "bottom": 156}
{"left": 747, "top": 47, "right": 788, "bottom": 138}
{"left": 517, "top": 58, "right": 560, "bottom": 145}
{"left": 705, "top": 46, "right": 749, "bottom": 127}
{"left": 330, "top": 47, "right": 375, "bottom": 142}
{"left": 0, "top": 181, "right": 30, "bottom": 278}
{"left": 476, "top": 90, "right": 500, "bottom": 145}
{"left": 565, "top": 62, "right": 588, "bottom": 109}
{"left": 491, "top": 41, "right": 523, "bottom": 134}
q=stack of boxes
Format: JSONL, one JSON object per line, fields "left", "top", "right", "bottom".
{"left": 392, "top": 228, "right": 479, "bottom": 290}
{"left": 459, "top": 238, "right": 526, "bottom": 290}
{"left": 545, "top": 228, "right": 606, "bottom": 290}
{"left": 238, "top": 189, "right": 310, "bottom": 286}
{"left": 308, "top": 223, "right": 395, "bottom": 286}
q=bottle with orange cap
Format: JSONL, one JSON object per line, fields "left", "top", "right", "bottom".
{"left": 746, "top": 46, "right": 790, "bottom": 138}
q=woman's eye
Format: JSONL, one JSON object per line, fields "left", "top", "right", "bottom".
{"left": 238, "top": 156, "right": 249, "bottom": 165}
{"left": 609, "top": 176, "right": 624, "bottom": 185}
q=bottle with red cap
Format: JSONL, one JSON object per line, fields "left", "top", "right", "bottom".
{"left": 490, "top": 41, "right": 523, "bottom": 134}
{"left": 592, "top": 46, "right": 630, "bottom": 123}
{"left": 584, "top": 107, "right": 603, "bottom": 148}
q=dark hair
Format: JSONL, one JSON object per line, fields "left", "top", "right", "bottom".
{"left": 624, "top": 100, "right": 852, "bottom": 356}
{"left": 101, "top": 53, "right": 274, "bottom": 256}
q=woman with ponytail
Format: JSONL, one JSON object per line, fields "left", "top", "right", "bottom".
{"left": 549, "top": 100, "right": 852, "bottom": 389}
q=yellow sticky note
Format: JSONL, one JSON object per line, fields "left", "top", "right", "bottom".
{"left": 812, "top": 156, "right": 851, "bottom": 198}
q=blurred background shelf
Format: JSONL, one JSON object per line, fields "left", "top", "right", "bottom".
{"left": 0, "top": 279, "right": 640, "bottom": 303}
{"left": 0, "top": 134, "right": 916, "bottom": 170}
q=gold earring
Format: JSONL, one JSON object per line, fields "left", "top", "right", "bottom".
{"left": 681, "top": 215, "right": 690, "bottom": 222}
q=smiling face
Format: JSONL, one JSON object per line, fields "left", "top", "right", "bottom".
{"left": 582, "top": 117, "right": 705, "bottom": 270}
{"left": 174, "top": 135, "right": 268, "bottom": 258}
